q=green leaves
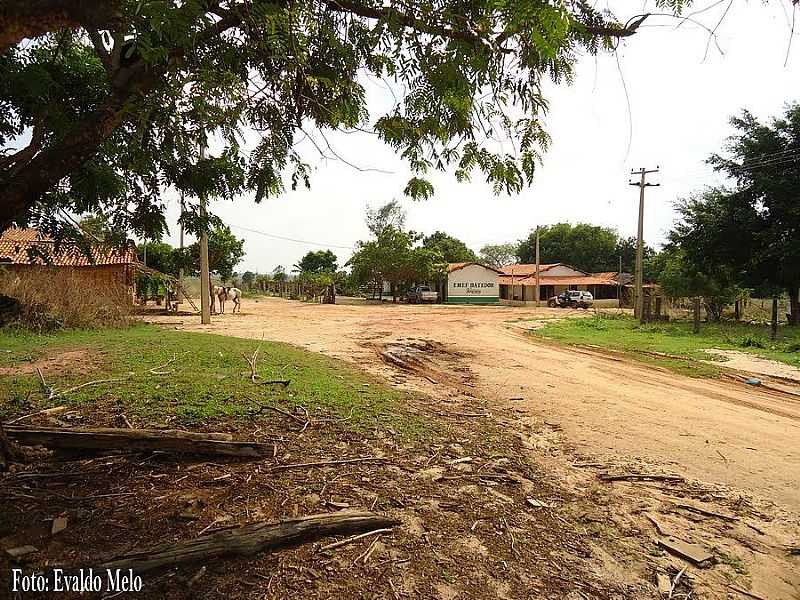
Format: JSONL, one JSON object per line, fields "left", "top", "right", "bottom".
{"left": 1, "top": 0, "right": 688, "bottom": 239}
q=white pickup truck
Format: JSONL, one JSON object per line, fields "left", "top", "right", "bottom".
{"left": 406, "top": 285, "right": 439, "bottom": 304}
{"left": 548, "top": 290, "right": 594, "bottom": 309}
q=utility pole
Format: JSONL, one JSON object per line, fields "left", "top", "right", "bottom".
{"left": 178, "top": 193, "right": 185, "bottom": 302}
{"left": 198, "top": 143, "right": 211, "bottom": 324}
{"left": 629, "top": 166, "right": 660, "bottom": 323}
{"left": 535, "top": 226, "right": 541, "bottom": 308}
{"left": 618, "top": 255, "right": 622, "bottom": 309}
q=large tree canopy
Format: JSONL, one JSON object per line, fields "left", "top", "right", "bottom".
{"left": 665, "top": 104, "right": 800, "bottom": 323}
{"left": 295, "top": 249, "right": 338, "bottom": 274}
{"left": 422, "top": 231, "right": 477, "bottom": 264}
{"left": 0, "top": 1, "right": 688, "bottom": 241}
{"left": 516, "top": 222, "right": 650, "bottom": 273}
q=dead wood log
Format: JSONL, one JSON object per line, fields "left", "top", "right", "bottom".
{"left": 3, "top": 426, "right": 271, "bottom": 458}
{"left": 0, "top": 421, "right": 47, "bottom": 471}
{"left": 598, "top": 472, "right": 684, "bottom": 484}
{"left": 99, "top": 511, "right": 398, "bottom": 573}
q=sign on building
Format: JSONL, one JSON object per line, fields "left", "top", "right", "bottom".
{"left": 446, "top": 263, "right": 500, "bottom": 304}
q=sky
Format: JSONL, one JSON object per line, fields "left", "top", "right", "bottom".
{"left": 158, "top": 1, "right": 799, "bottom": 274}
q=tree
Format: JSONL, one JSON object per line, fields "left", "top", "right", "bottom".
{"left": 706, "top": 105, "right": 800, "bottom": 324}
{"left": 350, "top": 226, "right": 444, "bottom": 302}
{"left": 175, "top": 225, "right": 245, "bottom": 282}
{"left": 272, "top": 266, "right": 288, "bottom": 283}
{"left": 138, "top": 241, "right": 177, "bottom": 275}
{"left": 365, "top": 200, "right": 406, "bottom": 238}
{"left": 657, "top": 246, "right": 741, "bottom": 322}
{"left": 241, "top": 271, "right": 256, "bottom": 290}
{"left": 295, "top": 250, "right": 338, "bottom": 274}
{"left": 517, "top": 223, "right": 619, "bottom": 272}
{"left": 422, "top": 231, "right": 477, "bottom": 264}
{"left": 0, "top": 2, "right": 669, "bottom": 242}
{"left": 479, "top": 243, "right": 517, "bottom": 268}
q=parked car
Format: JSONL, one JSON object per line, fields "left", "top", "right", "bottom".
{"left": 547, "top": 290, "right": 593, "bottom": 309}
{"left": 406, "top": 285, "right": 439, "bottom": 304}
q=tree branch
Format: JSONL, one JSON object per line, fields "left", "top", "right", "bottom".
{"left": 0, "top": 0, "right": 122, "bottom": 55}
{"left": 87, "top": 27, "right": 112, "bottom": 72}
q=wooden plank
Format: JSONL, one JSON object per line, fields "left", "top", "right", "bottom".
{"left": 99, "top": 511, "right": 398, "bottom": 573}
{"left": 656, "top": 537, "right": 714, "bottom": 567}
{"left": 4, "top": 426, "right": 272, "bottom": 458}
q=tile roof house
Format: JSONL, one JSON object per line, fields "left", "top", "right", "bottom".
{"left": 498, "top": 263, "right": 634, "bottom": 304}
{"left": 0, "top": 228, "right": 138, "bottom": 303}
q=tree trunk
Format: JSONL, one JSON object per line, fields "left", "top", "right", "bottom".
{"left": 788, "top": 285, "right": 799, "bottom": 326}
{"left": 0, "top": 0, "right": 120, "bottom": 54}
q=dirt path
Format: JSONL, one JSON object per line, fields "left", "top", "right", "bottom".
{"left": 163, "top": 298, "right": 800, "bottom": 509}
{"left": 151, "top": 298, "right": 800, "bottom": 599}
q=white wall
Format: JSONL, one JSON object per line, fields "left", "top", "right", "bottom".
{"left": 447, "top": 264, "right": 499, "bottom": 303}
{"left": 543, "top": 265, "right": 586, "bottom": 277}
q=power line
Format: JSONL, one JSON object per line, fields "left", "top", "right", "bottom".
{"left": 227, "top": 222, "right": 357, "bottom": 250}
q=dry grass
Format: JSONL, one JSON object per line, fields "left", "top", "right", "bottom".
{"left": 0, "top": 267, "right": 131, "bottom": 331}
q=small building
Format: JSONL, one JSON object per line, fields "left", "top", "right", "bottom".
{"left": 499, "top": 263, "right": 633, "bottom": 306}
{"left": 445, "top": 262, "right": 502, "bottom": 304}
{"left": 0, "top": 228, "right": 138, "bottom": 303}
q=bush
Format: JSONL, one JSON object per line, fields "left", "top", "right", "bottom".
{"left": 574, "top": 316, "right": 608, "bottom": 330}
{"left": 729, "top": 333, "right": 767, "bottom": 349}
{"left": 0, "top": 268, "right": 131, "bottom": 331}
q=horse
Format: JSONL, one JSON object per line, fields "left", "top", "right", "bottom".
{"left": 218, "top": 287, "right": 242, "bottom": 314}
{"left": 210, "top": 285, "right": 226, "bottom": 314}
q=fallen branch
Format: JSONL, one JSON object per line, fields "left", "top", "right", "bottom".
{"left": 598, "top": 472, "right": 684, "bottom": 484}
{"left": 271, "top": 457, "right": 386, "bottom": 472}
{"left": 50, "top": 377, "right": 128, "bottom": 400}
{"left": 727, "top": 584, "right": 767, "bottom": 600}
{"left": 262, "top": 380, "right": 291, "bottom": 387}
{"left": 7, "top": 405, "right": 67, "bottom": 425}
{"left": 98, "top": 511, "right": 398, "bottom": 573}
{"left": 672, "top": 502, "right": 738, "bottom": 522}
{"left": 3, "top": 426, "right": 273, "bottom": 458}
{"left": 320, "top": 527, "right": 394, "bottom": 551}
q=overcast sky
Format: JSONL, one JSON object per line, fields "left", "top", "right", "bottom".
{"left": 159, "top": 1, "right": 799, "bottom": 274}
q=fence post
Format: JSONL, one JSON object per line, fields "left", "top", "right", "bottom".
{"left": 693, "top": 297, "right": 700, "bottom": 334}
{"left": 771, "top": 296, "right": 779, "bottom": 341}
{"left": 643, "top": 295, "right": 652, "bottom": 323}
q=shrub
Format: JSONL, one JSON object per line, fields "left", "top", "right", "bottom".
{"left": 725, "top": 333, "right": 767, "bottom": 349}
{"left": 0, "top": 268, "right": 131, "bottom": 331}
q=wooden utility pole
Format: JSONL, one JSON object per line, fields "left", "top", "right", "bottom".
{"left": 198, "top": 144, "right": 211, "bottom": 324}
{"left": 629, "top": 167, "right": 660, "bottom": 323}
{"left": 178, "top": 193, "right": 185, "bottom": 302}
{"left": 535, "top": 227, "right": 541, "bottom": 307}
{"left": 617, "top": 255, "right": 622, "bottom": 308}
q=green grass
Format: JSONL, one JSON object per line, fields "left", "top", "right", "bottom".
{"left": 529, "top": 314, "right": 800, "bottom": 378}
{"left": 0, "top": 325, "right": 420, "bottom": 435}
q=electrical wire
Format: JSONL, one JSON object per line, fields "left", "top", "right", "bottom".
{"left": 227, "top": 222, "right": 357, "bottom": 250}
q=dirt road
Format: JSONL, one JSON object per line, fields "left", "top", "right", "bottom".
{"left": 169, "top": 297, "right": 800, "bottom": 508}
{"left": 151, "top": 298, "right": 800, "bottom": 598}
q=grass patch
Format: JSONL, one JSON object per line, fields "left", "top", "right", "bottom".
{"left": 530, "top": 314, "right": 800, "bottom": 378}
{"left": 0, "top": 325, "right": 423, "bottom": 437}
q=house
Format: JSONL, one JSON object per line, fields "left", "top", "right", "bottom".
{"left": 0, "top": 228, "right": 138, "bottom": 303}
{"left": 445, "top": 262, "right": 502, "bottom": 304}
{"left": 498, "top": 263, "right": 633, "bottom": 306}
